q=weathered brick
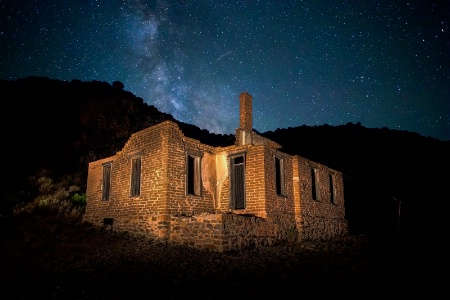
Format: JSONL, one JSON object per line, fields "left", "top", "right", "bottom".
{"left": 83, "top": 92, "right": 348, "bottom": 251}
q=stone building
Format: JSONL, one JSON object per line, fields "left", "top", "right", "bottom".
{"left": 83, "top": 92, "right": 348, "bottom": 252}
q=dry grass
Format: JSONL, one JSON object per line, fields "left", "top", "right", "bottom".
{"left": 0, "top": 209, "right": 439, "bottom": 299}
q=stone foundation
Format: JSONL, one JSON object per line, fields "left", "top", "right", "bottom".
{"left": 299, "top": 215, "right": 348, "bottom": 240}
{"left": 168, "top": 212, "right": 298, "bottom": 252}
{"left": 86, "top": 212, "right": 347, "bottom": 252}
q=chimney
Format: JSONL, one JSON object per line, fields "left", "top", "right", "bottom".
{"left": 237, "top": 92, "right": 253, "bottom": 145}
{"left": 239, "top": 92, "right": 252, "bottom": 131}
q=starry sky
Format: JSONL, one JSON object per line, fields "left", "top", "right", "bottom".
{"left": 1, "top": 0, "right": 449, "bottom": 141}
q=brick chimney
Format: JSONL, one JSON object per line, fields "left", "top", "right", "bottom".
{"left": 236, "top": 91, "right": 253, "bottom": 145}
{"left": 239, "top": 91, "right": 252, "bottom": 130}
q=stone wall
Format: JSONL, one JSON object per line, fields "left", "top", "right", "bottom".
{"left": 168, "top": 212, "right": 299, "bottom": 252}
{"left": 221, "top": 213, "right": 298, "bottom": 250}
{"left": 84, "top": 119, "right": 349, "bottom": 252}
{"left": 85, "top": 212, "right": 300, "bottom": 252}
{"left": 169, "top": 213, "right": 227, "bottom": 251}
{"left": 300, "top": 215, "right": 348, "bottom": 240}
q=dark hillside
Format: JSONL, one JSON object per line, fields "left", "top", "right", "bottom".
{"left": 262, "top": 124, "right": 450, "bottom": 242}
{"left": 0, "top": 76, "right": 447, "bottom": 298}
{"left": 1, "top": 76, "right": 449, "bottom": 247}
{"left": 1, "top": 77, "right": 232, "bottom": 214}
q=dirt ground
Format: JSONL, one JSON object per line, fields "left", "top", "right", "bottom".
{"left": 0, "top": 211, "right": 439, "bottom": 299}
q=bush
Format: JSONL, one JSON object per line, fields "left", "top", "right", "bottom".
{"left": 13, "top": 173, "right": 86, "bottom": 220}
{"left": 71, "top": 192, "right": 86, "bottom": 206}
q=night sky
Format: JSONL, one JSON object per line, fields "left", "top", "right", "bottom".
{"left": 1, "top": 1, "right": 449, "bottom": 141}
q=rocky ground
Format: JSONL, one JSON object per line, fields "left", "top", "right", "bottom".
{"left": 0, "top": 210, "right": 439, "bottom": 299}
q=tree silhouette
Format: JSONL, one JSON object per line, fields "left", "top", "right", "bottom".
{"left": 112, "top": 81, "right": 124, "bottom": 90}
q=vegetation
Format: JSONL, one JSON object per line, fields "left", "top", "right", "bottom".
{"left": 1, "top": 203, "right": 437, "bottom": 299}
{"left": 12, "top": 170, "right": 85, "bottom": 220}
{"left": 0, "top": 174, "right": 439, "bottom": 299}
{"left": 0, "top": 76, "right": 445, "bottom": 298}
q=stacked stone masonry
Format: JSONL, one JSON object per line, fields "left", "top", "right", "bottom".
{"left": 83, "top": 92, "right": 348, "bottom": 252}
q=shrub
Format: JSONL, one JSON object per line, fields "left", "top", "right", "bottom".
{"left": 71, "top": 192, "right": 86, "bottom": 206}
{"left": 14, "top": 173, "right": 86, "bottom": 220}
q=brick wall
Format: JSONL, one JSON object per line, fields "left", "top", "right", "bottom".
{"left": 293, "top": 155, "right": 348, "bottom": 240}
{"left": 263, "top": 147, "right": 295, "bottom": 216}
{"left": 84, "top": 155, "right": 117, "bottom": 225}
{"left": 84, "top": 122, "right": 172, "bottom": 236}
{"left": 213, "top": 144, "right": 283, "bottom": 218}
{"left": 164, "top": 123, "right": 216, "bottom": 215}
{"left": 241, "top": 145, "right": 266, "bottom": 214}
{"left": 84, "top": 121, "right": 220, "bottom": 233}
{"left": 84, "top": 120, "right": 348, "bottom": 251}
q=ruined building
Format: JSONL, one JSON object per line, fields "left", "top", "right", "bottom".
{"left": 83, "top": 92, "right": 348, "bottom": 251}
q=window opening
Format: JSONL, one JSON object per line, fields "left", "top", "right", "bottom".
{"left": 329, "top": 174, "right": 336, "bottom": 204}
{"left": 230, "top": 154, "right": 245, "bottom": 209}
{"left": 130, "top": 157, "right": 141, "bottom": 197}
{"left": 102, "top": 163, "right": 111, "bottom": 201}
{"left": 311, "top": 167, "right": 319, "bottom": 200}
{"left": 276, "top": 157, "right": 286, "bottom": 196}
{"left": 187, "top": 154, "right": 201, "bottom": 196}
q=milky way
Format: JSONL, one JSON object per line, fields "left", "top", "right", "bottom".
{"left": 1, "top": 0, "right": 449, "bottom": 141}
